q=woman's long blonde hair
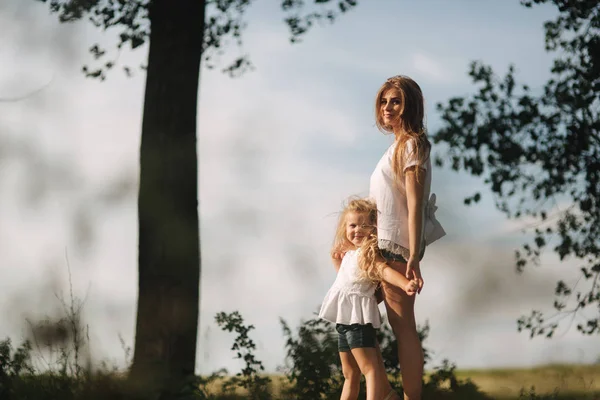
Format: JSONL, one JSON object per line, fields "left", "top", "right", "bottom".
{"left": 331, "top": 198, "right": 385, "bottom": 283}
{"left": 374, "top": 75, "right": 431, "bottom": 183}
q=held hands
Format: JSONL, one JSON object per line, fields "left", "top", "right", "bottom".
{"left": 405, "top": 257, "right": 424, "bottom": 294}
{"left": 403, "top": 279, "right": 419, "bottom": 296}
{"left": 379, "top": 263, "right": 420, "bottom": 297}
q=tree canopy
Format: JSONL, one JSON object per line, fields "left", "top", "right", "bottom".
{"left": 37, "top": 0, "right": 358, "bottom": 79}
{"left": 433, "top": 0, "right": 599, "bottom": 337}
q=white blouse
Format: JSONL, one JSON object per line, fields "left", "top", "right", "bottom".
{"left": 369, "top": 139, "right": 446, "bottom": 255}
{"left": 319, "top": 249, "right": 382, "bottom": 328}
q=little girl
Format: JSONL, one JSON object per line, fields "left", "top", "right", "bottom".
{"left": 319, "top": 198, "right": 418, "bottom": 400}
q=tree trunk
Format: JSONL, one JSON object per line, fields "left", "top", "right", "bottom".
{"left": 130, "top": 0, "right": 204, "bottom": 392}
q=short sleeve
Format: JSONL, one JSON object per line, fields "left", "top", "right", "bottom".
{"left": 403, "top": 138, "right": 429, "bottom": 172}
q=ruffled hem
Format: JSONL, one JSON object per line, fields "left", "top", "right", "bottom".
{"left": 319, "top": 289, "right": 381, "bottom": 328}
{"left": 378, "top": 239, "right": 412, "bottom": 260}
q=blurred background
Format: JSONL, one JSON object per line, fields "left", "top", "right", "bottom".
{"left": 0, "top": 0, "right": 597, "bottom": 377}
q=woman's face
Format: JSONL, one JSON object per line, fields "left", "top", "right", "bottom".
{"left": 380, "top": 89, "right": 403, "bottom": 130}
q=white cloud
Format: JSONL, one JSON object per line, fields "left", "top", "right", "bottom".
{"left": 411, "top": 53, "right": 451, "bottom": 83}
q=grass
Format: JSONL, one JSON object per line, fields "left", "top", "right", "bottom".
{"left": 201, "top": 364, "right": 600, "bottom": 399}
{"left": 452, "top": 364, "right": 600, "bottom": 399}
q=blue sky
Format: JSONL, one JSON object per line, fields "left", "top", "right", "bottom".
{"left": 0, "top": 0, "right": 597, "bottom": 375}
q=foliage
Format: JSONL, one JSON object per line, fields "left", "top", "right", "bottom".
{"left": 422, "top": 360, "right": 493, "bottom": 400}
{"left": 433, "top": 0, "right": 599, "bottom": 337}
{"left": 279, "top": 317, "right": 345, "bottom": 399}
{"left": 36, "top": 0, "right": 358, "bottom": 79}
{"left": 215, "top": 311, "right": 272, "bottom": 400}
{"left": 0, "top": 338, "right": 35, "bottom": 400}
{"left": 278, "top": 313, "right": 491, "bottom": 399}
{"left": 2, "top": 308, "right": 599, "bottom": 399}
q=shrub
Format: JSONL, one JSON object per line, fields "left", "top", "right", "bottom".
{"left": 215, "top": 311, "right": 272, "bottom": 400}
{"left": 0, "top": 338, "right": 35, "bottom": 400}
{"left": 278, "top": 313, "right": 492, "bottom": 400}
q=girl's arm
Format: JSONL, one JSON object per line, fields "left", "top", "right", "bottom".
{"left": 331, "top": 253, "right": 343, "bottom": 272}
{"left": 331, "top": 241, "right": 348, "bottom": 272}
{"left": 376, "top": 258, "right": 418, "bottom": 295}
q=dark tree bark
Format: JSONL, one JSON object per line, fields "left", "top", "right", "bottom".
{"left": 130, "top": 0, "right": 204, "bottom": 389}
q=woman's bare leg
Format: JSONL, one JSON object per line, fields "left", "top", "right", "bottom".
{"left": 339, "top": 351, "right": 361, "bottom": 400}
{"left": 350, "top": 347, "right": 393, "bottom": 400}
{"left": 382, "top": 261, "right": 424, "bottom": 400}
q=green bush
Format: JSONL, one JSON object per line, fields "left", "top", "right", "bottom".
{"left": 214, "top": 311, "right": 272, "bottom": 400}
{"left": 277, "top": 314, "right": 492, "bottom": 399}
{"left": 279, "top": 317, "right": 345, "bottom": 399}
{"left": 0, "top": 338, "right": 35, "bottom": 400}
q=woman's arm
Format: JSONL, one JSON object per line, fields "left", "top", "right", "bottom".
{"left": 405, "top": 166, "right": 425, "bottom": 256}
{"left": 405, "top": 166, "right": 426, "bottom": 290}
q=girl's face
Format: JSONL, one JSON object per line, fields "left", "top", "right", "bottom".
{"left": 380, "top": 89, "right": 403, "bottom": 130}
{"left": 345, "top": 211, "right": 374, "bottom": 247}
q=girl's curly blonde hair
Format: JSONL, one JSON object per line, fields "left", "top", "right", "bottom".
{"left": 374, "top": 75, "right": 431, "bottom": 184}
{"left": 331, "top": 198, "right": 386, "bottom": 283}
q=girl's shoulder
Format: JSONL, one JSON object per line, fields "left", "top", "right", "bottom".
{"left": 343, "top": 248, "right": 357, "bottom": 256}
{"left": 342, "top": 248, "right": 359, "bottom": 261}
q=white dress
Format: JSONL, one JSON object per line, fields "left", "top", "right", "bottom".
{"left": 318, "top": 249, "right": 382, "bottom": 328}
{"left": 369, "top": 138, "right": 446, "bottom": 255}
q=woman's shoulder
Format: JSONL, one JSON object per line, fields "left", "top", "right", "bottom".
{"left": 403, "top": 135, "right": 431, "bottom": 153}
{"left": 402, "top": 135, "right": 431, "bottom": 170}
{"left": 385, "top": 136, "right": 430, "bottom": 155}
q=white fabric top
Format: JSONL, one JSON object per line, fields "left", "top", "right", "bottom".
{"left": 369, "top": 139, "right": 446, "bottom": 254}
{"left": 319, "top": 249, "right": 382, "bottom": 328}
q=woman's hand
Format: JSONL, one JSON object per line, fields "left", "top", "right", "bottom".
{"left": 406, "top": 257, "right": 424, "bottom": 294}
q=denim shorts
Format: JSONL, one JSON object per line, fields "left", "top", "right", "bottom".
{"left": 380, "top": 247, "right": 425, "bottom": 263}
{"left": 336, "top": 323, "right": 377, "bottom": 352}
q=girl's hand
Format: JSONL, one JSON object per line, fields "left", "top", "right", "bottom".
{"left": 331, "top": 250, "right": 346, "bottom": 260}
{"left": 331, "top": 242, "right": 349, "bottom": 261}
{"left": 404, "top": 279, "right": 419, "bottom": 296}
{"left": 331, "top": 247, "right": 346, "bottom": 272}
{"left": 406, "top": 257, "right": 424, "bottom": 294}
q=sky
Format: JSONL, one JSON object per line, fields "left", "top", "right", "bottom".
{"left": 0, "top": 0, "right": 597, "bottom": 376}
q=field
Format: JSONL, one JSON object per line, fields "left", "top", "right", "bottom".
{"left": 204, "top": 364, "right": 600, "bottom": 399}
{"left": 453, "top": 364, "right": 600, "bottom": 399}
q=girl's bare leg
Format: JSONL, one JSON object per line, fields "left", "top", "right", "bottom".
{"left": 382, "top": 261, "right": 424, "bottom": 400}
{"left": 339, "top": 351, "right": 361, "bottom": 400}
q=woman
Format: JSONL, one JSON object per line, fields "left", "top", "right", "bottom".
{"left": 369, "top": 75, "right": 446, "bottom": 400}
